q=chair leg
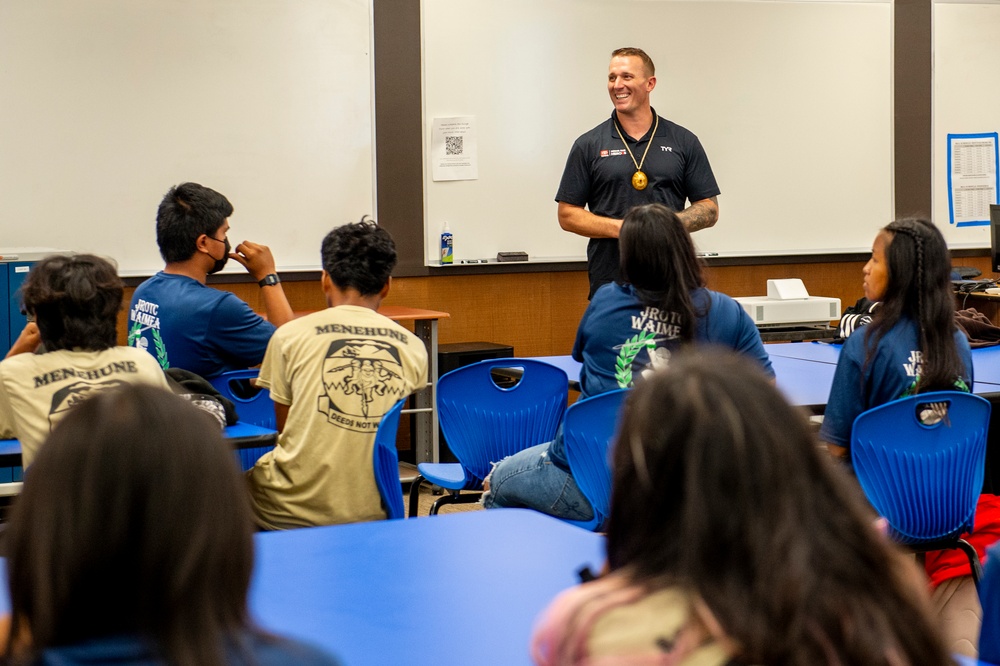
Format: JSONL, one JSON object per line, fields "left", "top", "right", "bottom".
{"left": 956, "top": 538, "right": 984, "bottom": 594}
{"left": 407, "top": 475, "right": 425, "bottom": 518}
{"left": 429, "top": 491, "right": 483, "bottom": 515}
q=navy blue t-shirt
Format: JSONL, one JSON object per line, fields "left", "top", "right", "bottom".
{"left": 819, "top": 318, "right": 973, "bottom": 450}
{"left": 556, "top": 111, "right": 720, "bottom": 297}
{"left": 548, "top": 283, "right": 772, "bottom": 467}
{"left": 128, "top": 272, "right": 276, "bottom": 379}
{"left": 571, "top": 283, "right": 772, "bottom": 399}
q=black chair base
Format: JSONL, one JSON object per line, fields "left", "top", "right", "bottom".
{"left": 407, "top": 474, "right": 483, "bottom": 517}
{"left": 911, "top": 537, "right": 984, "bottom": 594}
{"left": 429, "top": 491, "right": 482, "bottom": 515}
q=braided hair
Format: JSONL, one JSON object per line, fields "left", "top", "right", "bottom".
{"left": 865, "top": 218, "right": 964, "bottom": 392}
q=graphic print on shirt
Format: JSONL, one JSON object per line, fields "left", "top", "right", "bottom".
{"left": 614, "top": 306, "right": 683, "bottom": 388}
{"left": 47, "top": 378, "right": 129, "bottom": 430}
{"left": 899, "top": 349, "right": 971, "bottom": 398}
{"left": 128, "top": 299, "right": 169, "bottom": 369}
{"left": 317, "top": 338, "right": 408, "bottom": 432}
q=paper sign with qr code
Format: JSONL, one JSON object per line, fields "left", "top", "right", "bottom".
{"left": 431, "top": 116, "right": 478, "bottom": 181}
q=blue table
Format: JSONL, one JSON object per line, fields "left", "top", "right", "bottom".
{"left": 0, "top": 509, "right": 604, "bottom": 664}
{"left": 765, "top": 341, "right": 1000, "bottom": 392}
{"left": 249, "top": 509, "right": 604, "bottom": 665}
{"left": 0, "top": 421, "right": 278, "bottom": 482}
{"left": 765, "top": 341, "right": 842, "bottom": 365}
{"left": 527, "top": 354, "right": 837, "bottom": 411}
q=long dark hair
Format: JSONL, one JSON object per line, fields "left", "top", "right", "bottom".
{"left": 866, "top": 218, "right": 964, "bottom": 392}
{"left": 606, "top": 350, "right": 950, "bottom": 664}
{"left": 619, "top": 203, "right": 706, "bottom": 342}
{"left": 3, "top": 386, "right": 260, "bottom": 665}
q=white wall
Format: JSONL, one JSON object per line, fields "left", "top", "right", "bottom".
{"left": 422, "top": 0, "right": 893, "bottom": 264}
{"left": 0, "top": 0, "right": 373, "bottom": 275}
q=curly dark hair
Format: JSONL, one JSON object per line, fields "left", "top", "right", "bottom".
{"left": 320, "top": 217, "right": 397, "bottom": 296}
{"left": 156, "top": 182, "right": 234, "bottom": 263}
{"left": 21, "top": 254, "right": 123, "bottom": 351}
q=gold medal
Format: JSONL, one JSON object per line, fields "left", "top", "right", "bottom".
{"left": 614, "top": 112, "right": 659, "bottom": 193}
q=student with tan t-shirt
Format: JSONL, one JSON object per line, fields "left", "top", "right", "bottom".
{"left": 248, "top": 220, "right": 427, "bottom": 529}
{"left": 0, "top": 255, "right": 169, "bottom": 466}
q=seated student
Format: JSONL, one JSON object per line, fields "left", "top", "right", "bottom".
{"left": 247, "top": 220, "right": 428, "bottom": 529}
{"left": 1, "top": 385, "right": 339, "bottom": 666}
{"left": 483, "top": 203, "right": 772, "bottom": 523}
{"left": 820, "top": 218, "right": 973, "bottom": 458}
{"left": 0, "top": 254, "right": 170, "bottom": 466}
{"left": 128, "top": 182, "right": 294, "bottom": 378}
{"left": 829, "top": 219, "right": 994, "bottom": 656}
{"left": 532, "top": 351, "right": 952, "bottom": 665}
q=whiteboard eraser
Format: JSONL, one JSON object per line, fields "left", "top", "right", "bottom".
{"left": 497, "top": 252, "right": 529, "bottom": 262}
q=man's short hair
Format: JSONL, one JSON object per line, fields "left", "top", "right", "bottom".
{"left": 611, "top": 47, "right": 655, "bottom": 77}
{"left": 321, "top": 218, "right": 397, "bottom": 296}
{"left": 155, "top": 183, "right": 234, "bottom": 263}
{"left": 22, "top": 254, "right": 123, "bottom": 351}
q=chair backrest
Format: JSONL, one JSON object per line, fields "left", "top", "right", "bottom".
{"left": 437, "top": 358, "right": 568, "bottom": 484}
{"left": 851, "top": 390, "right": 991, "bottom": 545}
{"left": 373, "top": 399, "right": 407, "bottom": 520}
{"left": 563, "top": 389, "right": 629, "bottom": 527}
{"left": 209, "top": 369, "right": 276, "bottom": 471}
{"left": 208, "top": 369, "right": 275, "bottom": 429}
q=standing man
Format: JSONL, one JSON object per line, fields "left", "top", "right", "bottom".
{"left": 557, "top": 47, "right": 721, "bottom": 298}
{"left": 128, "top": 182, "right": 294, "bottom": 378}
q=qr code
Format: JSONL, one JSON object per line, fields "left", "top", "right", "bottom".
{"left": 445, "top": 136, "right": 463, "bottom": 156}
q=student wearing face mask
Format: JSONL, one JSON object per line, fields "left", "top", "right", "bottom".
{"left": 127, "top": 182, "right": 293, "bottom": 379}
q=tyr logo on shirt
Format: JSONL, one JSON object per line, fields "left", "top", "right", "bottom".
{"left": 317, "top": 338, "right": 408, "bottom": 433}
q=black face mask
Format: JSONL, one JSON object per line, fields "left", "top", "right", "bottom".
{"left": 206, "top": 236, "right": 231, "bottom": 274}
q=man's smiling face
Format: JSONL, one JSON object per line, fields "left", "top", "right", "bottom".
{"left": 608, "top": 55, "right": 655, "bottom": 118}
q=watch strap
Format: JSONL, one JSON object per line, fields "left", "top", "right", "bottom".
{"left": 258, "top": 273, "right": 280, "bottom": 287}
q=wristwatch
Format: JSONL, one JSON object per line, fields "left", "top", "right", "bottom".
{"left": 258, "top": 273, "right": 281, "bottom": 288}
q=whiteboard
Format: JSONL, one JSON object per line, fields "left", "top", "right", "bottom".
{"left": 422, "top": 0, "right": 894, "bottom": 264}
{"left": 0, "top": 0, "right": 373, "bottom": 276}
{"left": 933, "top": 0, "right": 1000, "bottom": 250}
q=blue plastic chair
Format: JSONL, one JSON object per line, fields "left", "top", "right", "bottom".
{"left": 851, "top": 390, "right": 991, "bottom": 590}
{"left": 209, "top": 369, "right": 276, "bottom": 471}
{"left": 373, "top": 399, "right": 407, "bottom": 520}
{"left": 407, "top": 358, "right": 568, "bottom": 517}
{"left": 562, "top": 389, "right": 629, "bottom": 531}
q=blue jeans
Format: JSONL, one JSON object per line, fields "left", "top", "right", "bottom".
{"left": 482, "top": 442, "right": 594, "bottom": 522}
